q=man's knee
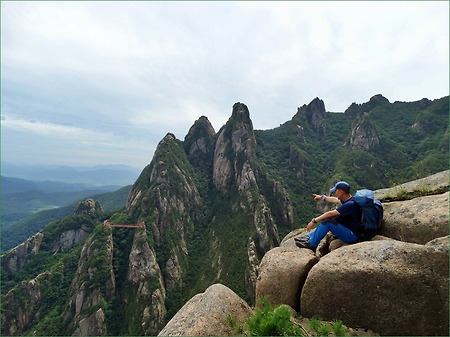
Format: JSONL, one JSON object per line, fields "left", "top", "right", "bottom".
{"left": 322, "top": 218, "right": 340, "bottom": 226}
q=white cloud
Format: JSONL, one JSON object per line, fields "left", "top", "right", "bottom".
{"left": 1, "top": 1, "right": 448, "bottom": 167}
{"left": 3, "top": 116, "right": 112, "bottom": 145}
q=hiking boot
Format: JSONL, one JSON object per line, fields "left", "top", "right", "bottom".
{"left": 294, "top": 236, "right": 309, "bottom": 243}
{"left": 295, "top": 239, "right": 316, "bottom": 252}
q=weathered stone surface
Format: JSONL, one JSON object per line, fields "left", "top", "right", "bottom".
{"left": 51, "top": 228, "right": 89, "bottom": 253}
{"left": 345, "top": 112, "right": 380, "bottom": 150}
{"left": 213, "top": 102, "right": 257, "bottom": 196}
{"left": 253, "top": 195, "right": 279, "bottom": 255}
{"left": 126, "top": 229, "right": 167, "bottom": 335}
{"left": 256, "top": 246, "right": 318, "bottom": 310}
{"left": 301, "top": 239, "right": 449, "bottom": 336}
{"left": 1, "top": 277, "right": 42, "bottom": 336}
{"left": 374, "top": 170, "right": 449, "bottom": 201}
{"left": 272, "top": 180, "right": 295, "bottom": 228}
{"left": 158, "top": 284, "right": 252, "bottom": 336}
{"left": 63, "top": 230, "right": 115, "bottom": 335}
{"left": 74, "top": 308, "right": 106, "bottom": 336}
{"left": 289, "top": 145, "right": 305, "bottom": 179}
{"left": 381, "top": 191, "right": 449, "bottom": 244}
{"left": 1, "top": 232, "right": 43, "bottom": 273}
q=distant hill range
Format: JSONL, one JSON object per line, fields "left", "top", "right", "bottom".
{"left": 1, "top": 163, "right": 141, "bottom": 186}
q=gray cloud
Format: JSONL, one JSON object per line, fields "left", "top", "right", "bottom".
{"left": 1, "top": 1, "right": 448, "bottom": 168}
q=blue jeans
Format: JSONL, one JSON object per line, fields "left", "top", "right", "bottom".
{"left": 307, "top": 218, "right": 358, "bottom": 247}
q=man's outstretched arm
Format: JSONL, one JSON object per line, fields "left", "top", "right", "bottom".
{"left": 313, "top": 194, "right": 341, "bottom": 204}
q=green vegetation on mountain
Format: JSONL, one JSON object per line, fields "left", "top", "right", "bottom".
{"left": 1, "top": 95, "right": 448, "bottom": 336}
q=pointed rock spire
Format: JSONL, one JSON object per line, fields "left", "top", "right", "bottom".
{"left": 293, "top": 97, "right": 327, "bottom": 137}
{"left": 213, "top": 102, "right": 257, "bottom": 194}
{"left": 184, "top": 116, "right": 216, "bottom": 170}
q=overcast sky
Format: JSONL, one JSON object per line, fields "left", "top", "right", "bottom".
{"left": 1, "top": 1, "right": 448, "bottom": 169}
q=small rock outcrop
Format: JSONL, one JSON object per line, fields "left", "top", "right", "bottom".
{"left": 73, "top": 199, "right": 104, "bottom": 216}
{"left": 158, "top": 284, "right": 252, "bottom": 336}
{"left": 374, "top": 170, "right": 449, "bottom": 201}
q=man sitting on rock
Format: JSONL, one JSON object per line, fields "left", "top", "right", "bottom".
{"left": 295, "top": 181, "right": 362, "bottom": 252}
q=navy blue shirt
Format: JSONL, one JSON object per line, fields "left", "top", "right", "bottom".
{"left": 336, "top": 198, "right": 362, "bottom": 234}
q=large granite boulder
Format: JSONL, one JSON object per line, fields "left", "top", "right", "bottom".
{"left": 255, "top": 246, "right": 318, "bottom": 310}
{"left": 300, "top": 238, "right": 449, "bottom": 336}
{"left": 158, "top": 284, "right": 252, "bottom": 336}
{"left": 381, "top": 191, "right": 449, "bottom": 244}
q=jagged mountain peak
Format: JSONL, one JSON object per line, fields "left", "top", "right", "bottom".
{"left": 185, "top": 116, "right": 215, "bottom": 136}
{"left": 344, "top": 94, "right": 390, "bottom": 115}
{"left": 292, "top": 97, "right": 327, "bottom": 137}
{"left": 369, "top": 93, "right": 389, "bottom": 102}
{"left": 231, "top": 102, "right": 251, "bottom": 121}
{"left": 293, "top": 97, "right": 325, "bottom": 119}
{"left": 213, "top": 103, "right": 257, "bottom": 194}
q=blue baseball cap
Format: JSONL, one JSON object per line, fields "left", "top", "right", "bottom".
{"left": 330, "top": 181, "right": 350, "bottom": 193}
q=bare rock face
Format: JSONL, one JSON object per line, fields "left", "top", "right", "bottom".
{"left": 300, "top": 239, "right": 449, "bottom": 336}
{"left": 256, "top": 246, "right": 318, "bottom": 310}
{"left": 158, "top": 284, "right": 252, "bottom": 336}
{"left": 253, "top": 195, "right": 280, "bottom": 255}
{"left": 245, "top": 238, "right": 259, "bottom": 304}
{"left": 63, "top": 229, "right": 115, "bottom": 336}
{"left": 381, "top": 191, "right": 449, "bottom": 244}
{"left": 345, "top": 112, "right": 380, "bottom": 149}
{"left": 125, "top": 229, "right": 167, "bottom": 335}
{"left": 73, "top": 199, "right": 104, "bottom": 216}
{"left": 272, "top": 180, "right": 295, "bottom": 228}
{"left": 289, "top": 145, "right": 305, "bottom": 179}
{"left": 51, "top": 228, "right": 90, "bottom": 253}
{"left": 1, "top": 232, "right": 43, "bottom": 273}
{"left": 1, "top": 277, "right": 42, "bottom": 335}
{"left": 211, "top": 103, "right": 282, "bottom": 301}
